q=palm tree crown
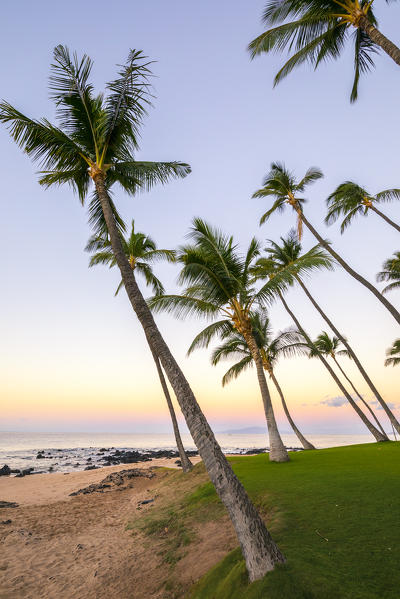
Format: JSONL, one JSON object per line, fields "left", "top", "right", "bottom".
{"left": 149, "top": 218, "right": 283, "bottom": 338}
{"left": 248, "top": 0, "right": 397, "bottom": 102}
{"left": 326, "top": 181, "right": 400, "bottom": 233}
{"left": 254, "top": 229, "right": 334, "bottom": 284}
{"left": 0, "top": 45, "right": 191, "bottom": 235}
{"left": 253, "top": 162, "right": 323, "bottom": 239}
{"left": 377, "top": 252, "right": 400, "bottom": 295}
{"left": 86, "top": 219, "right": 176, "bottom": 296}
{"left": 385, "top": 339, "right": 400, "bottom": 367}
{"left": 308, "top": 331, "right": 350, "bottom": 359}
{"left": 211, "top": 310, "right": 304, "bottom": 386}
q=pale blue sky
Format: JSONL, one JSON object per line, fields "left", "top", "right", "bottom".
{"left": 1, "top": 1, "right": 400, "bottom": 434}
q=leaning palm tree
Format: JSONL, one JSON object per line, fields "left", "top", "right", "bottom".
{"left": 150, "top": 218, "right": 290, "bottom": 462}
{"left": 309, "top": 332, "right": 386, "bottom": 435}
{"left": 253, "top": 162, "right": 400, "bottom": 325}
{"left": 248, "top": 0, "right": 400, "bottom": 102}
{"left": 253, "top": 251, "right": 388, "bottom": 441}
{"left": 377, "top": 252, "right": 400, "bottom": 294}
{"left": 0, "top": 46, "right": 284, "bottom": 580}
{"left": 260, "top": 231, "right": 400, "bottom": 434}
{"left": 326, "top": 182, "right": 400, "bottom": 234}
{"left": 211, "top": 311, "right": 316, "bottom": 450}
{"left": 385, "top": 339, "right": 400, "bottom": 367}
{"left": 86, "top": 221, "right": 193, "bottom": 473}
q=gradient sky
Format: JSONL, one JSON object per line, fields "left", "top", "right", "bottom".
{"left": 1, "top": 0, "right": 400, "bottom": 435}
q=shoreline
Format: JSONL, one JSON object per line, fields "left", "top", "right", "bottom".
{"left": 0, "top": 458, "right": 202, "bottom": 506}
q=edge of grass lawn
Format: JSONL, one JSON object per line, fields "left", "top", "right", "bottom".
{"left": 189, "top": 442, "right": 400, "bottom": 599}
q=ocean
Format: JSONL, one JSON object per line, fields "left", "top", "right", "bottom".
{"left": 0, "top": 430, "right": 387, "bottom": 475}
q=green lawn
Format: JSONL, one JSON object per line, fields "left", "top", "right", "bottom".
{"left": 190, "top": 442, "right": 400, "bottom": 599}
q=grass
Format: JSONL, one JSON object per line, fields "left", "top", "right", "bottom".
{"left": 190, "top": 442, "right": 400, "bottom": 599}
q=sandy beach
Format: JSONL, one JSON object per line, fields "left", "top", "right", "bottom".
{"left": 0, "top": 457, "right": 235, "bottom": 599}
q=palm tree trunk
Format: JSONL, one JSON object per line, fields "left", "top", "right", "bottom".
{"left": 331, "top": 356, "right": 387, "bottom": 437}
{"left": 269, "top": 370, "right": 315, "bottom": 450}
{"left": 298, "top": 210, "right": 400, "bottom": 325}
{"left": 243, "top": 331, "right": 289, "bottom": 462}
{"left": 278, "top": 292, "right": 388, "bottom": 442}
{"left": 369, "top": 205, "right": 400, "bottom": 233}
{"left": 358, "top": 16, "right": 400, "bottom": 66}
{"left": 150, "top": 347, "right": 193, "bottom": 472}
{"left": 295, "top": 276, "right": 400, "bottom": 434}
{"left": 93, "top": 175, "right": 285, "bottom": 580}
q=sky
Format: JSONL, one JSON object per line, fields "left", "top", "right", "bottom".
{"left": 1, "top": 0, "right": 400, "bottom": 436}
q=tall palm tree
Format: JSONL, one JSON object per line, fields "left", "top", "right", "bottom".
{"left": 326, "top": 182, "right": 400, "bottom": 234}
{"left": 0, "top": 46, "right": 285, "bottom": 580}
{"left": 248, "top": 0, "right": 400, "bottom": 102}
{"left": 150, "top": 218, "right": 290, "bottom": 462}
{"left": 309, "top": 332, "right": 387, "bottom": 435}
{"left": 385, "top": 339, "right": 400, "bottom": 366}
{"left": 253, "top": 162, "right": 400, "bottom": 325}
{"left": 261, "top": 231, "right": 400, "bottom": 434}
{"left": 211, "top": 311, "right": 316, "bottom": 450}
{"left": 252, "top": 251, "right": 388, "bottom": 441}
{"left": 377, "top": 252, "right": 400, "bottom": 294}
{"left": 86, "top": 221, "right": 193, "bottom": 473}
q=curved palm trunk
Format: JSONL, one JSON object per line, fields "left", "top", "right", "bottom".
{"left": 93, "top": 176, "right": 285, "bottom": 580}
{"left": 369, "top": 205, "right": 400, "bottom": 234}
{"left": 298, "top": 210, "right": 400, "bottom": 325}
{"left": 244, "top": 332, "right": 289, "bottom": 462}
{"left": 331, "top": 356, "right": 387, "bottom": 437}
{"left": 295, "top": 276, "right": 400, "bottom": 434}
{"left": 358, "top": 16, "right": 400, "bottom": 66}
{"left": 269, "top": 370, "right": 315, "bottom": 450}
{"left": 278, "top": 292, "right": 388, "bottom": 442}
{"left": 150, "top": 347, "right": 193, "bottom": 473}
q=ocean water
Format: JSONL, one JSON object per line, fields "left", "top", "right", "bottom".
{"left": 0, "top": 431, "right": 386, "bottom": 474}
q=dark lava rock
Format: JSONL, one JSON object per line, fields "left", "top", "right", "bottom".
{"left": 138, "top": 498, "right": 154, "bottom": 505}
{"left": 1, "top": 519, "right": 12, "bottom": 525}
{"left": 243, "top": 448, "right": 267, "bottom": 455}
{"left": 36, "top": 453, "right": 45, "bottom": 459}
{"left": 84, "top": 465, "right": 98, "bottom": 471}
{"left": 16, "top": 468, "right": 34, "bottom": 477}
{"left": 86, "top": 458, "right": 92, "bottom": 462}
{"left": 10, "top": 469, "right": 20, "bottom": 474}
{"left": 70, "top": 468, "right": 154, "bottom": 496}
{"left": 99, "top": 448, "right": 108, "bottom": 452}
{"left": 0, "top": 465, "right": 11, "bottom": 476}
{"left": 0, "top": 501, "right": 19, "bottom": 508}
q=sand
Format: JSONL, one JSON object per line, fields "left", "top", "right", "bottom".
{"left": 0, "top": 456, "right": 233, "bottom": 599}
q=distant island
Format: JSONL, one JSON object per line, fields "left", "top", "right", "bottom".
{"left": 218, "top": 427, "right": 268, "bottom": 435}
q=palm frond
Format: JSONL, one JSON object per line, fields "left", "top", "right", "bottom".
{"left": 148, "top": 294, "right": 219, "bottom": 320}
{"left": 104, "top": 50, "right": 153, "bottom": 159}
{"left": 221, "top": 357, "right": 254, "bottom": 387}
{"left": 187, "top": 320, "right": 233, "bottom": 355}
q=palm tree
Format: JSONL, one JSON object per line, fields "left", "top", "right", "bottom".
{"left": 309, "top": 332, "right": 387, "bottom": 435}
{"left": 0, "top": 46, "right": 285, "bottom": 580}
{"left": 260, "top": 231, "right": 400, "bottom": 434}
{"left": 377, "top": 252, "right": 400, "bottom": 294}
{"left": 150, "top": 218, "right": 290, "bottom": 462}
{"left": 248, "top": 0, "right": 400, "bottom": 102}
{"left": 385, "top": 339, "right": 400, "bottom": 366}
{"left": 86, "top": 221, "right": 193, "bottom": 473}
{"left": 211, "top": 311, "right": 316, "bottom": 450}
{"left": 326, "top": 182, "right": 400, "bottom": 234}
{"left": 253, "top": 249, "right": 388, "bottom": 441}
{"left": 253, "top": 162, "right": 400, "bottom": 325}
